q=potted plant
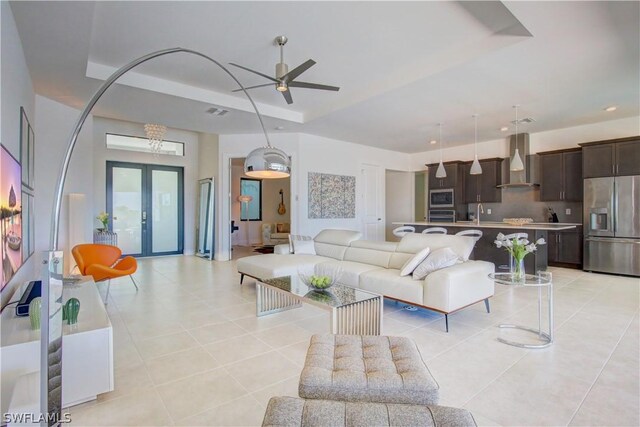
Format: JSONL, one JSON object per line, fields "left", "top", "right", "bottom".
{"left": 494, "top": 233, "right": 546, "bottom": 282}
{"left": 96, "top": 211, "right": 109, "bottom": 232}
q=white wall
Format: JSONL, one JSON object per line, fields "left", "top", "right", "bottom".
{"left": 34, "top": 95, "right": 94, "bottom": 271}
{"left": 92, "top": 117, "right": 200, "bottom": 255}
{"left": 410, "top": 116, "right": 640, "bottom": 170}
{"left": 217, "top": 132, "right": 410, "bottom": 260}
{"left": 198, "top": 132, "right": 218, "bottom": 180}
{"left": 385, "top": 170, "right": 415, "bottom": 241}
{"left": 1, "top": 2, "right": 36, "bottom": 306}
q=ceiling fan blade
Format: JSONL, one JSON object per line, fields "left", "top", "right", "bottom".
{"left": 282, "top": 89, "right": 293, "bottom": 104}
{"left": 288, "top": 81, "right": 340, "bottom": 91}
{"left": 231, "top": 83, "right": 274, "bottom": 92}
{"left": 229, "top": 63, "right": 278, "bottom": 83}
{"left": 281, "top": 59, "right": 316, "bottom": 82}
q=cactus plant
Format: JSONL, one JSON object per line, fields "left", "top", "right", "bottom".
{"left": 65, "top": 298, "right": 80, "bottom": 325}
{"left": 29, "top": 297, "right": 41, "bottom": 330}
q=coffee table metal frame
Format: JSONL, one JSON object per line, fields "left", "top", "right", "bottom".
{"left": 488, "top": 272, "right": 554, "bottom": 349}
{"left": 256, "top": 276, "right": 384, "bottom": 335}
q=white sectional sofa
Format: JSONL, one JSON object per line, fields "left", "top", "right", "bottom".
{"left": 237, "top": 229, "right": 495, "bottom": 331}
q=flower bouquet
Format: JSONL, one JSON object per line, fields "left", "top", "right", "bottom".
{"left": 96, "top": 211, "right": 109, "bottom": 232}
{"left": 494, "top": 233, "right": 546, "bottom": 282}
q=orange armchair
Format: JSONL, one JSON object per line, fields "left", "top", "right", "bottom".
{"left": 72, "top": 244, "right": 138, "bottom": 303}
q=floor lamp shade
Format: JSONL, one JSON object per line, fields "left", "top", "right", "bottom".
{"left": 244, "top": 147, "right": 291, "bottom": 178}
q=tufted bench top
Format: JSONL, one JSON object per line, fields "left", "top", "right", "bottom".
{"left": 298, "top": 334, "right": 439, "bottom": 405}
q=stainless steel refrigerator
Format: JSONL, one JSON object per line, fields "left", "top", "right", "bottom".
{"left": 584, "top": 176, "right": 640, "bottom": 276}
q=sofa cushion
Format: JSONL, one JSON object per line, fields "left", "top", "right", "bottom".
{"left": 294, "top": 240, "right": 316, "bottom": 255}
{"left": 412, "top": 247, "right": 458, "bottom": 280}
{"left": 359, "top": 269, "right": 424, "bottom": 305}
{"left": 298, "top": 334, "right": 440, "bottom": 405}
{"left": 237, "top": 254, "right": 332, "bottom": 280}
{"left": 400, "top": 247, "right": 431, "bottom": 277}
{"left": 319, "top": 260, "right": 384, "bottom": 287}
{"left": 315, "top": 229, "right": 362, "bottom": 246}
{"left": 271, "top": 232, "right": 289, "bottom": 239}
{"left": 397, "top": 233, "right": 475, "bottom": 261}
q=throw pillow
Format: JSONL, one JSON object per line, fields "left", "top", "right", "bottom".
{"left": 399, "top": 247, "right": 431, "bottom": 276}
{"left": 293, "top": 239, "right": 316, "bottom": 255}
{"left": 412, "top": 247, "right": 458, "bottom": 280}
{"left": 289, "top": 234, "right": 312, "bottom": 253}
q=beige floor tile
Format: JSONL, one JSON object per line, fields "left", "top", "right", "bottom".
{"left": 174, "top": 395, "right": 265, "bottom": 427}
{"left": 204, "top": 334, "right": 273, "bottom": 365}
{"left": 144, "top": 347, "right": 219, "bottom": 385}
{"left": 69, "top": 390, "right": 172, "bottom": 426}
{"left": 96, "top": 359, "right": 154, "bottom": 402}
{"left": 250, "top": 376, "right": 301, "bottom": 409}
{"left": 277, "top": 339, "right": 312, "bottom": 367}
{"left": 157, "top": 368, "right": 247, "bottom": 421}
{"left": 225, "top": 351, "right": 301, "bottom": 393}
{"left": 252, "top": 323, "right": 313, "bottom": 348}
{"left": 187, "top": 321, "right": 248, "bottom": 345}
{"left": 135, "top": 330, "right": 199, "bottom": 360}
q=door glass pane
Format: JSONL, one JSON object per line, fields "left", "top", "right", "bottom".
{"left": 112, "top": 167, "right": 142, "bottom": 254}
{"left": 152, "top": 170, "right": 178, "bottom": 253}
{"left": 240, "top": 178, "right": 261, "bottom": 220}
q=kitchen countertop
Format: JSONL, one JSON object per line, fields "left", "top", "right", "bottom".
{"left": 393, "top": 221, "right": 580, "bottom": 231}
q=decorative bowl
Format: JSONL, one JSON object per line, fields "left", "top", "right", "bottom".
{"left": 299, "top": 266, "right": 342, "bottom": 291}
{"left": 502, "top": 218, "right": 534, "bottom": 226}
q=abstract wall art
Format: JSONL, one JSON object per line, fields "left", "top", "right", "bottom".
{"left": 308, "top": 172, "right": 356, "bottom": 219}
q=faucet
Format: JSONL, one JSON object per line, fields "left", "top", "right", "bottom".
{"left": 476, "top": 203, "right": 484, "bottom": 225}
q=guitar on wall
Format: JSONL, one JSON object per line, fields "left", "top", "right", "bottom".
{"left": 278, "top": 189, "right": 286, "bottom": 215}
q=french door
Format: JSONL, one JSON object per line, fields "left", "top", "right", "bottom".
{"left": 106, "top": 161, "right": 184, "bottom": 257}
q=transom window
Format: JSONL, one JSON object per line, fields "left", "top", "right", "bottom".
{"left": 106, "top": 133, "right": 184, "bottom": 156}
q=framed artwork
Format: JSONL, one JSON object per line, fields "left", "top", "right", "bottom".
{"left": 308, "top": 172, "right": 356, "bottom": 219}
{"left": 20, "top": 107, "right": 35, "bottom": 190}
{"left": 1, "top": 145, "right": 23, "bottom": 288}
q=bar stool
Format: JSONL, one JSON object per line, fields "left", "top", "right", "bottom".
{"left": 392, "top": 226, "right": 415, "bottom": 238}
{"left": 455, "top": 229, "right": 483, "bottom": 242}
{"left": 421, "top": 227, "right": 447, "bottom": 234}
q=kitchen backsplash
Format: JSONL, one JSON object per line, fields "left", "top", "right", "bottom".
{"left": 466, "top": 187, "right": 583, "bottom": 223}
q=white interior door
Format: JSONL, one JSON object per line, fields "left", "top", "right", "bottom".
{"left": 361, "top": 163, "right": 384, "bottom": 240}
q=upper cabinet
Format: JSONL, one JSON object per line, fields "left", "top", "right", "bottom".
{"left": 427, "top": 162, "right": 462, "bottom": 189}
{"left": 462, "top": 158, "right": 503, "bottom": 203}
{"left": 581, "top": 137, "right": 640, "bottom": 178}
{"left": 538, "top": 148, "right": 582, "bottom": 201}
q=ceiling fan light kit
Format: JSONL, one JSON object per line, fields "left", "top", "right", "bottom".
{"left": 230, "top": 35, "right": 340, "bottom": 104}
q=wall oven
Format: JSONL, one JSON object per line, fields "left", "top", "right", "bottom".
{"left": 429, "top": 188, "right": 454, "bottom": 208}
{"left": 428, "top": 210, "right": 456, "bottom": 223}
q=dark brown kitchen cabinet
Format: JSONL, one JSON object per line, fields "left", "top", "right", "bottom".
{"left": 462, "top": 158, "right": 503, "bottom": 203}
{"left": 427, "top": 161, "right": 462, "bottom": 189}
{"left": 580, "top": 137, "right": 640, "bottom": 178}
{"left": 538, "top": 148, "right": 582, "bottom": 201}
{"left": 548, "top": 227, "right": 582, "bottom": 268}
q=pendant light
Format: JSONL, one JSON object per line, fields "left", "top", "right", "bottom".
{"left": 510, "top": 104, "right": 525, "bottom": 171}
{"left": 435, "top": 123, "right": 447, "bottom": 178}
{"left": 470, "top": 114, "right": 482, "bottom": 175}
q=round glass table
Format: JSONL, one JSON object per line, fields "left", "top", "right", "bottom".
{"left": 488, "top": 272, "right": 554, "bottom": 349}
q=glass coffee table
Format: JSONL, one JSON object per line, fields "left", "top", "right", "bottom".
{"left": 488, "top": 271, "right": 554, "bottom": 349}
{"left": 256, "top": 275, "right": 383, "bottom": 335}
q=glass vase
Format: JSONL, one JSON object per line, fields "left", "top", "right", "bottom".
{"left": 510, "top": 257, "right": 526, "bottom": 283}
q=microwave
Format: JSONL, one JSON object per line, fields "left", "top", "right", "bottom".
{"left": 429, "top": 188, "right": 454, "bottom": 208}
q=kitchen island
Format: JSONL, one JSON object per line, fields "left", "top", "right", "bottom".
{"left": 393, "top": 221, "right": 579, "bottom": 272}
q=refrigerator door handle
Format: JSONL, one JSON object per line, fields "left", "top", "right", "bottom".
{"left": 586, "top": 237, "right": 640, "bottom": 244}
{"left": 613, "top": 180, "right": 618, "bottom": 233}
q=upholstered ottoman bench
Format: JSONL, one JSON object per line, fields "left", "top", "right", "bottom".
{"left": 299, "top": 334, "right": 439, "bottom": 405}
{"left": 262, "top": 397, "right": 476, "bottom": 427}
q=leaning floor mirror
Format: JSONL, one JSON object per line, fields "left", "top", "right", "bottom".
{"left": 196, "top": 178, "right": 214, "bottom": 260}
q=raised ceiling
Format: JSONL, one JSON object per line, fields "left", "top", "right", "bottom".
{"left": 10, "top": 1, "right": 640, "bottom": 153}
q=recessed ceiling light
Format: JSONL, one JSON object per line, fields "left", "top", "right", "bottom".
{"left": 275, "top": 126, "right": 285, "bottom": 130}
{"left": 429, "top": 140, "right": 437, "bottom": 145}
{"left": 604, "top": 106, "right": 617, "bottom": 112}
{"left": 500, "top": 126, "right": 509, "bottom": 132}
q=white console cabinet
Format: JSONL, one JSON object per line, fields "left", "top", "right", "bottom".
{"left": 1, "top": 277, "right": 113, "bottom": 416}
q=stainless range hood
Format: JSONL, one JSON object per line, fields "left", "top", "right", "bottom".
{"left": 497, "top": 133, "right": 539, "bottom": 188}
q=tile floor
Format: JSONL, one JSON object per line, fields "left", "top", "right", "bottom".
{"left": 67, "top": 256, "right": 639, "bottom": 426}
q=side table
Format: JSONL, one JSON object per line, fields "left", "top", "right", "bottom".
{"left": 488, "top": 272, "right": 553, "bottom": 349}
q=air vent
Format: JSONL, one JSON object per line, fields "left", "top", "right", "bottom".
{"left": 206, "top": 107, "right": 229, "bottom": 116}
{"left": 510, "top": 117, "right": 536, "bottom": 125}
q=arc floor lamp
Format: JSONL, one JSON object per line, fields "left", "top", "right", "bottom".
{"left": 40, "top": 47, "right": 290, "bottom": 423}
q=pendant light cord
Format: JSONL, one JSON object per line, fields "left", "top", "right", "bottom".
{"left": 474, "top": 114, "right": 478, "bottom": 156}
{"left": 439, "top": 123, "right": 443, "bottom": 161}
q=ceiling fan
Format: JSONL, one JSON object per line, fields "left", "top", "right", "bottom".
{"left": 230, "top": 36, "right": 340, "bottom": 105}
